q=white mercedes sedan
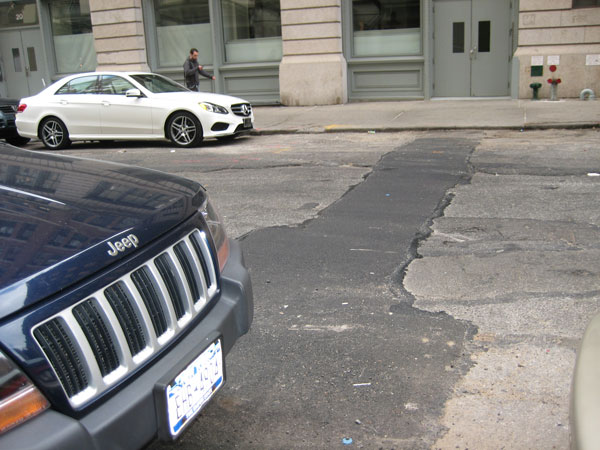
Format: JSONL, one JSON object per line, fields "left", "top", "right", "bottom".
{"left": 16, "top": 72, "right": 254, "bottom": 149}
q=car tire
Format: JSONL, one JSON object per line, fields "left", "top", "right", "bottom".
{"left": 40, "top": 117, "right": 71, "bottom": 150}
{"left": 5, "top": 135, "right": 30, "bottom": 146}
{"left": 166, "top": 112, "right": 203, "bottom": 147}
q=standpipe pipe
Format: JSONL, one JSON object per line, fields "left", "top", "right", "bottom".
{"left": 547, "top": 65, "right": 561, "bottom": 101}
{"left": 580, "top": 89, "right": 596, "bottom": 101}
{"left": 529, "top": 82, "right": 542, "bottom": 100}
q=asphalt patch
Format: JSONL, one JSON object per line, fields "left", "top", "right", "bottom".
{"left": 147, "top": 137, "right": 479, "bottom": 450}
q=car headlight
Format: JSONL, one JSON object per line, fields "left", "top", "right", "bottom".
{"left": 199, "top": 102, "right": 228, "bottom": 114}
{"left": 200, "top": 198, "right": 229, "bottom": 272}
{"left": 0, "top": 351, "right": 49, "bottom": 434}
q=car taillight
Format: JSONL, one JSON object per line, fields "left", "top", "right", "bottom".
{"left": 0, "top": 351, "right": 49, "bottom": 434}
{"left": 16, "top": 104, "right": 27, "bottom": 113}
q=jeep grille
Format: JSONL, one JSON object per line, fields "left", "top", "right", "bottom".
{"left": 33, "top": 229, "right": 218, "bottom": 408}
{"left": 0, "top": 104, "right": 16, "bottom": 114}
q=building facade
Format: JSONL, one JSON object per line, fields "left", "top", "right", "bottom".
{"left": 516, "top": 0, "right": 600, "bottom": 99}
{"left": 0, "top": 0, "right": 598, "bottom": 104}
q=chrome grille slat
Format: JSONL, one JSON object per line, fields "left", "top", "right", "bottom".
{"left": 146, "top": 259, "right": 180, "bottom": 327}
{"left": 185, "top": 234, "right": 210, "bottom": 306}
{"left": 61, "top": 311, "right": 106, "bottom": 396}
{"left": 72, "top": 300, "right": 119, "bottom": 377}
{"left": 131, "top": 266, "right": 168, "bottom": 337}
{"left": 34, "top": 318, "right": 88, "bottom": 398}
{"left": 163, "top": 246, "right": 197, "bottom": 316}
{"left": 32, "top": 229, "right": 219, "bottom": 408}
{"left": 190, "top": 232, "right": 211, "bottom": 286}
{"left": 104, "top": 281, "right": 147, "bottom": 356}
{"left": 174, "top": 241, "right": 203, "bottom": 304}
{"left": 191, "top": 231, "right": 218, "bottom": 298}
{"left": 121, "top": 277, "right": 163, "bottom": 348}
{"left": 231, "top": 102, "right": 252, "bottom": 117}
{"left": 96, "top": 291, "right": 137, "bottom": 365}
{"left": 154, "top": 253, "right": 187, "bottom": 320}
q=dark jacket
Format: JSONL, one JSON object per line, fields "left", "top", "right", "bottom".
{"left": 183, "top": 57, "right": 213, "bottom": 90}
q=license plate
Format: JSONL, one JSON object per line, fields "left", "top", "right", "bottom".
{"left": 165, "top": 339, "right": 224, "bottom": 437}
{"left": 243, "top": 118, "right": 252, "bottom": 128}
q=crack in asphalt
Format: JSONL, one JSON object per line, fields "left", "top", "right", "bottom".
{"left": 200, "top": 161, "right": 375, "bottom": 175}
{"left": 423, "top": 289, "right": 600, "bottom": 305}
{"left": 390, "top": 144, "right": 478, "bottom": 307}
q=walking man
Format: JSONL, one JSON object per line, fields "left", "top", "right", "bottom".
{"left": 183, "top": 48, "right": 215, "bottom": 91}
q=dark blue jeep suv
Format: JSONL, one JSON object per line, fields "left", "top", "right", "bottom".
{"left": 0, "top": 144, "right": 253, "bottom": 448}
{"left": 0, "top": 99, "right": 29, "bottom": 146}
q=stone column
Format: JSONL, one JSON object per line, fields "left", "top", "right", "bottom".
{"left": 279, "top": 0, "right": 347, "bottom": 105}
{"left": 89, "top": 0, "right": 149, "bottom": 71}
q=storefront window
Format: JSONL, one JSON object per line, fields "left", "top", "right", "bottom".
{"left": 352, "top": 0, "right": 421, "bottom": 57}
{"left": 49, "top": 0, "right": 95, "bottom": 73}
{"left": 573, "top": 0, "right": 600, "bottom": 6}
{"left": 221, "top": 0, "right": 282, "bottom": 63}
{"left": 0, "top": 0, "right": 38, "bottom": 28}
{"left": 154, "top": 0, "right": 212, "bottom": 67}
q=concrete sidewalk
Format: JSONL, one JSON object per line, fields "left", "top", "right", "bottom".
{"left": 252, "top": 98, "right": 599, "bottom": 134}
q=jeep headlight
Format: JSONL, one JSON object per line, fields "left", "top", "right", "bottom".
{"left": 201, "top": 198, "right": 229, "bottom": 272}
{"left": 199, "top": 102, "right": 228, "bottom": 114}
{"left": 0, "top": 351, "right": 49, "bottom": 434}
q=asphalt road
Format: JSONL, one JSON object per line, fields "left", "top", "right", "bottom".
{"left": 27, "top": 128, "right": 600, "bottom": 449}
{"left": 179, "top": 136, "right": 476, "bottom": 449}
{"left": 406, "top": 129, "right": 600, "bottom": 449}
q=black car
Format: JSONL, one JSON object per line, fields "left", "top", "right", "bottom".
{"left": 0, "top": 98, "right": 29, "bottom": 146}
{"left": 0, "top": 144, "right": 253, "bottom": 448}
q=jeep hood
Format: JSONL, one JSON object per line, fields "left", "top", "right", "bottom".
{"left": 0, "top": 146, "right": 206, "bottom": 317}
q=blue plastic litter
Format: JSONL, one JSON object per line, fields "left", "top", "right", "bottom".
{"left": 342, "top": 437, "right": 353, "bottom": 445}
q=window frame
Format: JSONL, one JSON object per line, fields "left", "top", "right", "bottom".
{"left": 46, "top": 0, "right": 96, "bottom": 74}
{"left": 55, "top": 75, "right": 99, "bottom": 95}
{"left": 220, "top": 0, "right": 282, "bottom": 64}
{"left": 98, "top": 75, "right": 137, "bottom": 96}
{"left": 144, "top": 0, "right": 214, "bottom": 70}
{"left": 0, "top": 0, "right": 39, "bottom": 28}
{"left": 347, "top": 0, "right": 424, "bottom": 59}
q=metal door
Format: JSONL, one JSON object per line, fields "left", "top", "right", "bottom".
{"left": 0, "top": 29, "right": 45, "bottom": 98}
{"left": 433, "top": 0, "right": 511, "bottom": 97}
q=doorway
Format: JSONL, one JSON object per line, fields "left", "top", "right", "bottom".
{"left": 433, "top": 0, "right": 511, "bottom": 97}
{"left": 0, "top": 29, "right": 46, "bottom": 98}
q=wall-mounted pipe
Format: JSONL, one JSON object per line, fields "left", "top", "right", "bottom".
{"left": 530, "top": 82, "right": 542, "bottom": 100}
{"left": 580, "top": 88, "right": 596, "bottom": 100}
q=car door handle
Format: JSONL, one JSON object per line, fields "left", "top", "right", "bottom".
{"left": 101, "top": 101, "right": 110, "bottom": 107}
{"left": 60, "top": 100, "right": 68, "bottom": 105}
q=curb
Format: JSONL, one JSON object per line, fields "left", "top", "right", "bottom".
{"left": 251, "top": 122, "right": 599, "bottom": 136}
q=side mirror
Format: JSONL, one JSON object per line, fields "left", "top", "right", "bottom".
{"left": 125, "top": 88, "right": 143, "bottom": 98}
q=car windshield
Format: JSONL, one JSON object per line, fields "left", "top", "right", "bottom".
{"left": 130, "top": 74, "right": 189, "bottom": 93}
